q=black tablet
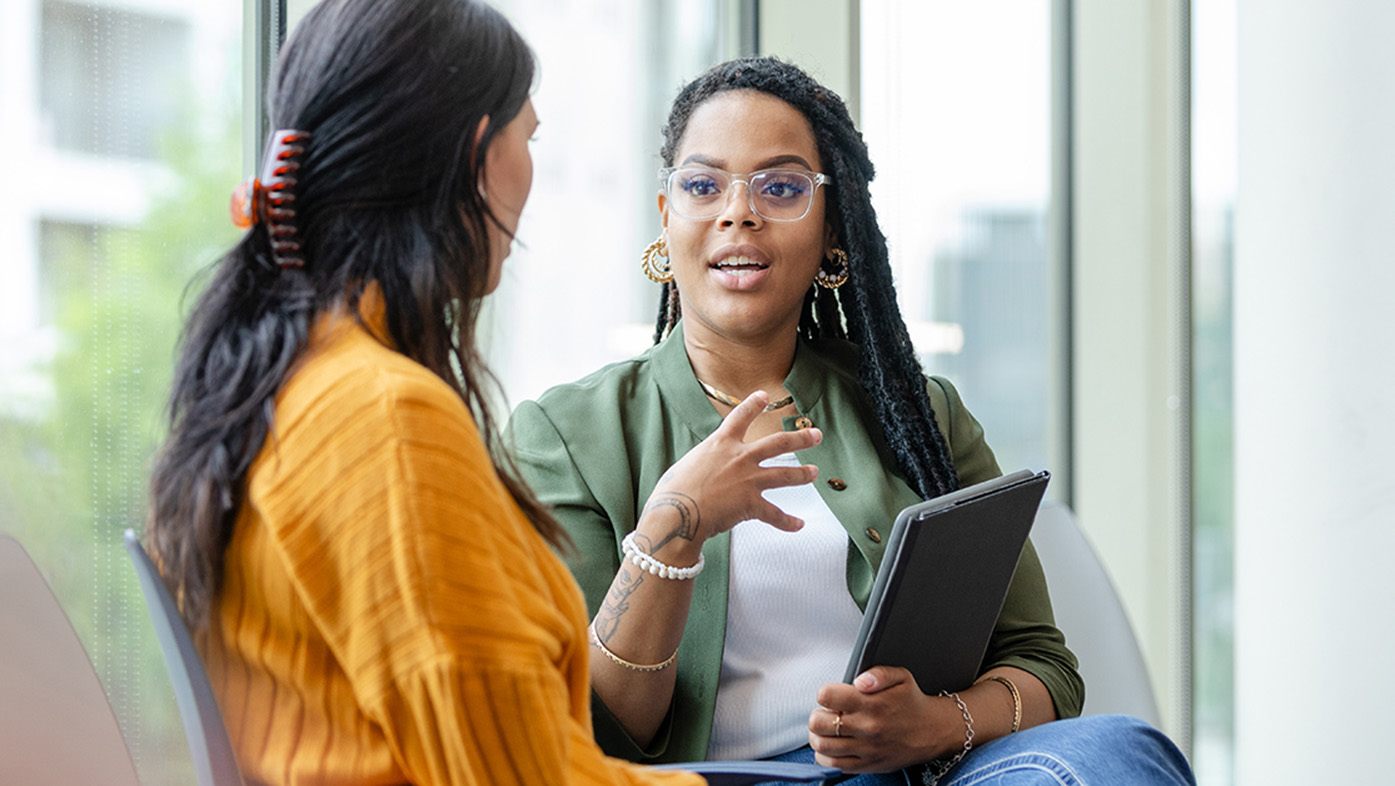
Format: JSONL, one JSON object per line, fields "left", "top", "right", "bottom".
{"left": 842, "top": 469, "right": 1050, "bottom": 693}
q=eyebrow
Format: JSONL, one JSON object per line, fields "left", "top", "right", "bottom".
{"left": 679, "top": 153, "right": 816, "bottom": 171}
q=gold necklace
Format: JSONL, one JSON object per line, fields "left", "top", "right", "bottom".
{"left": 697, "top": 379, "right": 795, "bottom": 412}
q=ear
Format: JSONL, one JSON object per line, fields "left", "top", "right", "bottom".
{"left": 824, "top": 222, "right": 839, "bottom": 257}
{"left": 657, "top": 190, "right": 670, "bottom": 232}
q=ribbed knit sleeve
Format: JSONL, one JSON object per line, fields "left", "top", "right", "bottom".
{"left": 203, "top": 316, "right": 700, "bottom": 786}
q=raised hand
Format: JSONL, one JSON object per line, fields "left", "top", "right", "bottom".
{"left": 633, "top": 391, "right": 821, "bottom": 564}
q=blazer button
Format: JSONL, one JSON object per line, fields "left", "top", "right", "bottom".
{"left": 865, "top": 528, "right": 882, "bottom": 544}
{"left": 827, "top": 478, "right": 847, "bottom": 491}
{"left": 794, "top": 416, "right": 814, "bottom": 430}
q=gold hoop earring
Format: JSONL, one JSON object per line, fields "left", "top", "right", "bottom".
{"left": 642, "top": 234, "right": 673, "bottom": 283}
{"left": 816, "top": 247, "right": 849, "bottom": 289}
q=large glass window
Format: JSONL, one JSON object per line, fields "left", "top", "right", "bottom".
{"left": 860, "top": 1, "right": 1055, "bottom": 478}
{"left": 1, "top": 1, "right": 241, "bottom": 783}
{"left": 39, "top": 0, "right": 191, "bottom": 159}
{"left": 1192, "top": 0, "right": 1236, "bottom": 782}
{"left": 15, "top": 4, "right": 1244, "bottom": 783}
{"left": 486, "top": 1, "right": 739, "bottom": 405}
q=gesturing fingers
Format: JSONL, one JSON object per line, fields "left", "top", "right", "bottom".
{"left": 754, "top": 500, "right": 805, "bottom": 533}
{"left": 713, "top": 390, "right": 772, "bottom": 438}
{"left": 642, "top": 392, "right": 825, "bottom": 542}
{"left": 754, "top": 425, "right": 823, "bottom": 457}
{"left": 756, "top": 463, "right": 819, "bottom": 492}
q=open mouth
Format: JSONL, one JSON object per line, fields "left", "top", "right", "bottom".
{"left": 711, "top": 255, "right": 769, "bottom": 278}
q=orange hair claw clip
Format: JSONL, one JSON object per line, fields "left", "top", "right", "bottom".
{"left": 229, "top": 129, "right": 312, "bottom": 269}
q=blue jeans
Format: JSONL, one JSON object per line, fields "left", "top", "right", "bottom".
{"left": 757, "top": 715, "right": 1195, "bottom": 786}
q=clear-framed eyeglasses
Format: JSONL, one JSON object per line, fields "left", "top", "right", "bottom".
{"left": 660, "top": 166, "right": 832, "bottom": 222}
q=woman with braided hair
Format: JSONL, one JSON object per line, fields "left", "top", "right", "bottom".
{"left": 507, "top": 57, "right": 1194, "bottom": 784}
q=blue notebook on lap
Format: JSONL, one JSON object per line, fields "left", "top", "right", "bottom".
{"left": 843, "top": 469, "right": 1051, "bottom": 693}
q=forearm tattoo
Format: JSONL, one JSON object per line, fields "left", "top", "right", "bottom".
{"left": 595, "top": 563, "right": 644, "bottom": 642}
{"left": 641, "top": 492, "right": 700, "bottom": 552}
{"left": 595, "top": 491, "right": 700, "bottom": 642}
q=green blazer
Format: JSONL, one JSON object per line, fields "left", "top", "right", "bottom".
{"left": 506, "top": 323, "right": 1083, "bottom": 764}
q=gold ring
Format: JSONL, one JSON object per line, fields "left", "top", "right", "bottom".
{"left": 833, "top": 711, "right": 843, "bottom": 738}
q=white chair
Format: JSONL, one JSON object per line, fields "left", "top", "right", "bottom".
{"left": 1030, "top": 502, "right": 1162, "bottom": 727}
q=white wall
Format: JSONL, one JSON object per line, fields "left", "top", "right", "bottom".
{"left": 1233, "top": 1, "right": 1395, "bottom": 782}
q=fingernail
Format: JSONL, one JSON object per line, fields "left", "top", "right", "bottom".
{"left": 855, "top": 672, "right": 876, "bottom": 690}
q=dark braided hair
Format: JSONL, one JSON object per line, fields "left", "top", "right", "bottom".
{"left": 654, "top": 56, "right": 960, "bottom": 500}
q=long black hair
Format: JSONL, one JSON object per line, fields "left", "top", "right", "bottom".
{"left": 654, "top": 56, "right": 960, "bottom": 502}
{"left": 147, "top": 0, "right": 563, "bottom": 629}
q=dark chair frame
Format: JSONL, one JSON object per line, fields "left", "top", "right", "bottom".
{"left": 125, "top": 529, "right": 244, "bottom": 786}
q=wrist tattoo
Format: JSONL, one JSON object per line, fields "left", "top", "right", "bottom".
{"left": 642, "top": 492, "right": 700, "bottom": 551}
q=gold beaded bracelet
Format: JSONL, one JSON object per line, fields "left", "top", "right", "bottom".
{"left": 588, "top": 624, "right": 678, "bottom": 672}
{"left": 977, "top": 674, "right": 1022, "bottom": 734}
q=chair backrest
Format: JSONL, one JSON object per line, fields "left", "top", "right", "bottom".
{"left": 124, "top": 529, "right": 245, "bottom": 786}
{"left": 0, "top": 533, "right": 141, "bottom": 786}
{"left": 1030, "top": 502, "right": 1162, "bottom": 727}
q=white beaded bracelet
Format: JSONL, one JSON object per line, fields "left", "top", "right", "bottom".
{"left": 620, "top": 531, "right": 705, "bottom": 580}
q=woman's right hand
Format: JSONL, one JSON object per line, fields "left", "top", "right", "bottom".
{"left": 631, "top": 391, "right": 822, "bottom": 564}
{"left": 588, "top": 391, "right": 821, "bottom": 748}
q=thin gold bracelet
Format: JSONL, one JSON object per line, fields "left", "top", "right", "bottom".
{"left": 588, "top": 624, "right": 678, "bottom": 672}
{"left": 977, "top": 674, "right": 1022, "bottom": 734}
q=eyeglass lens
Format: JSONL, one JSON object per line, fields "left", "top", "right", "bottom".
{"left": 667, "top": 168, "right": 818, "bottom": 221}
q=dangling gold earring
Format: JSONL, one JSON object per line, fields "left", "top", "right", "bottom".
{"left": 816, "top": 247, "right": 850, "bottom": 289}
{"left": 642, "top": 233, "right": 673, "bottom": 283}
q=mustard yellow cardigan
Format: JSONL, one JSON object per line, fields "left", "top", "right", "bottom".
{"left": 199, "top": 301, "right": 699, "bottom": 786}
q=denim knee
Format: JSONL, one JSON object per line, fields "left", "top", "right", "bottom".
{"left": 942, "top": 714, "right": 1195, "bottom": 786}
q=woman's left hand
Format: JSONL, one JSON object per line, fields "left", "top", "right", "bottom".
{"left": 807, "top": 666, "right": 964, "bottom": 774}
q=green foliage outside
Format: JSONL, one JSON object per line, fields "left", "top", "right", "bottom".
{"left": 0, "top": 92, "right": 241, "bottom": 784}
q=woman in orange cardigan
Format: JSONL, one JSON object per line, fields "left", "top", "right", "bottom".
{"left": 144, "top": 1, "right": 719, "bottom": 783}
